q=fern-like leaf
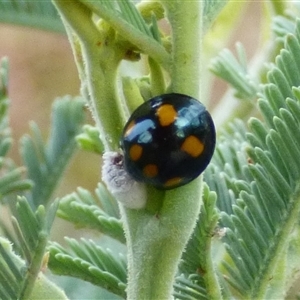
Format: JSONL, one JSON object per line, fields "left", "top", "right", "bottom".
{"left": 205, "top": 17, "right": 300, "bottom": 299}
{"left": 203, "top": 0, "right": 229, "bottom": 31}
{"left": 272, "top": 15, "right": 297, "bottom": 39}
{"left": 0, "top": 0, "right": 64, "bottom": 33}
{"left": 210, "top": 43, "right": 259, "bottom": 101}
{"left": 0, "top": 197, "right": 58, "bottom": 299}
{"left": 0, "top": 237, "right": 24, "bottom": 300}
{"left": 204, "top": 119, "right": 250, "bottom": 217}
{"left": 76, "top": 124, "right": 104, "bottom": 154}
{"left": 82, "top": 0, "right": 161, "bottom": 43}
{"left": 57, "top": 183, "right": 125, "bottom": 244}
{"left": 48, "top": 237, "right": 127, "bottom": 298}
{"left": 20, "top": 96, "right": 85, "bottom": 209}
{"left": 0, "top": 57, "right": 32, "bottom": 202}
{"left": 174, "top": 274, "right": 208, "bottom": 300}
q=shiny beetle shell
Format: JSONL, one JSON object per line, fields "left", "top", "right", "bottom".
{"left": 120, "top": 93, "right": 216, "bottom": 189}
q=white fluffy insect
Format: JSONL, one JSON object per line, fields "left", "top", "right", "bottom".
{"left": 102, "top": 151, "right": 147, "bottom": 209}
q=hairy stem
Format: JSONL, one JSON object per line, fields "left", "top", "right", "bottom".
{"left": 124, "top": 179, "right": 203, "bottom": 299}
{"left": 80, "top": 0, "right": 171, "bottom": 71}
{"left": 162, "top": 0, "right": 203, "bottom": 98}
{"left": 20, "top": 231, "right": 48, "bottom": 300}
{"left": 123, "top": 2, "right": 205, "bottom": 299}
{"left": 53, "top": 0, "right": 124, "bottom": 150}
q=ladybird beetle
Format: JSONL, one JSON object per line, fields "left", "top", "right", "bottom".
{"left": 120, "top": 93, "right": 216, "bottom": 189}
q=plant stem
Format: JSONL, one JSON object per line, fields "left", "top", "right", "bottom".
{"left": 122, "top": 2, "right": 205, "bottom": 299}
{"left": 20, "top": 231, "right": 49, "bottom": 300}
{"left": 53, "top": 0, "right": 125, "bottom": 150}
{"left": 123, "top": 179, "right": 203, "bottom": 299}
{"left": 201, "top": 191, "right": 223, "bottom": 300}
{"left": 54, "top": 1, "right": 206, "bottom": 299}
{"left": 161, "top": 0, "right": 203, "bottom": 98}
{"left": 79, "top": 0, "right": 171, "bottom": 72}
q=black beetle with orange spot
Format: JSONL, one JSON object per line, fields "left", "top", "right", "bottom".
{"left": 120, "top": 93, "right": 216, "bottom": 189}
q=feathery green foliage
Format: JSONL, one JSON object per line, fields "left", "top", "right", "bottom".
{"left": 0, "top": 58, "right": 32, "bottom": 202}
{"left": 0, "top": 198, "right": 59, "bottom": 299}
{"left": 202, "top": 17, "right": 300, "bottom": 299}
{"left": 0, "top": 58, "right": 86, "bottom": 299}
{"left": 57, "top": 184, "right": 125, "bottom": 244}
{"left": 210, "top": 43, "right": 259, "bottom": 101}
{"left": 20, "top": 96, "right": 85, "bottom": 209}
{"left": 0, "top": 0, "right": 64, "bottom": 33}
{"left": 0, "top": 59, "right": 60, "bottom": 299}
{"left": 76, "top": 125, "right": 104, "bottom": 154}
{"left": 96, "top": 0, "right": 162, "bottom": 42}
{"left": 48, "top": 237, "right": 127, "bottom": 298}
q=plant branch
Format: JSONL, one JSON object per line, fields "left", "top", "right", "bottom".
{"left": 121, "top": 2, "right": 205, "bottom": 299}
{"left": 123, "top": 179, "right": 203, "bottom": 299}
{"left": 161, "top": 0, "right": 203, "bottom": 98}
{"left": 53, "top": 0, "right": 125, "bottom": 150}
{"left": 20, "top": 231, "right": 48, "bottom": 300}
{"left": 79, "top": 0, "right": 171, "bottom": 72}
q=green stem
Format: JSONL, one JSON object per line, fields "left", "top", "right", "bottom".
{"left": 194, "top": 187, "right": 223, "bottom": 299}
{"left": 20, "top": 230, "right": 49, "bottom": 299}
{"left": 161, "top": 0, "right": 203, "bottom": 98}
{"left": 79, "top": 0, "right": 171, "bottom": 71}
{"left": 53, "top": 0, "right": 125, "bottom": 150}
{"left": 148, "top": 57, "right": 166, "bottom": 96}
{"left": 204, "top": 243, "right": 223, "bottom": 299}
{"left": 124, "top": 179, "right": 203, "bottom": 299}
{"left": 54, "top": 1, "right": 206, "bottom": 299}
{"left": 122, "top": 77, "right": 144, "bottom": 115}
{"left": 121, "top": 2, "right": 205, "bottom": 299}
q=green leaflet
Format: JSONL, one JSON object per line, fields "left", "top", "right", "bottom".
{"left": 0, "top": 198, "right": 59, "bottom": 299}
{"left": 203, "top": 0, "right": 229, "bottom": 31}
{"left": 0, "top": 238, "right": 23, "bottom": 300}
{"left": 48, "top": 237, "right": 127, "bottom": 298}
{"left": 20, "top": 96, "right": 85, "bottom": 209}
{"left": 57, "top": 183, "right": 125, "bottom": 244}
{"left": 0, "top": 0, "right": 227, "bottom": 38}
{"left": 0, "top": 0, "right": 65, "bottom": 33}
{"left": 76, "top": 125, "right": 104, "bottom": 154}
{"left": 87, "top": 0, "right": 162, "bottom": 43}
{"left": 0, "top": 58, "right": 32, "bottom": 202}
{"left": 174, "top": 274, "right": 208, "bottom": 300}
{"left": 210, "top": 43, "right": 259, "bottom": 101}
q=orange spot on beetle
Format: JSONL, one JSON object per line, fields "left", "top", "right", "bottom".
{"left": 143, "top": 164, "right": 158, "bottom": 177}
{"left": 129, "top": 144, "right": 143, "bottom": 161}
{"left": 181, "top": 135, "right": 204, "bottom": 157}
{"left": 164, "top": 177, "right": 182, "bottom": 188}
{"left": 156, "top": 104, "right": 177, "bottom": 126}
